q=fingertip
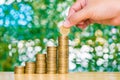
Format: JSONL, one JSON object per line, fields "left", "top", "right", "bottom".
{"left": 63, "top": 20, "right": 71, "bottom": 28}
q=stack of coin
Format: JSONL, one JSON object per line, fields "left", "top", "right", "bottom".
{"left": 25, "top": 62, "right": 35, "bottom": 74}
{"left": 36, "top": 54, "right": 46, "bottom": 74}
{"left": 14, "top": 66, "right": 25, "bottom": 74}
{"left": 58, "top": 36, "right": 69, "bottom": 74}
{"left": 47, "top": 47, "right": 57, "bottom": 74}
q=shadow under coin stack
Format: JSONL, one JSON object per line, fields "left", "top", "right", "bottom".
{"left": 58, "top": 36, "right": 69, "bottom": 74}
{"left": 47, "top": 47, "right": 57, "bottom": 74}
{"left": 36, "top": 54, "right": 46, "bottom": 74}
{"left": 14, "top": 66, "right": 25, "bottom": 74}
{"left": 25, "top": 62, "right": 35, "bottom": 74}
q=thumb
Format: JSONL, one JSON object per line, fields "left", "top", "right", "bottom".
{"left": 63, "top": 8, "right": 90, "bottom": 28}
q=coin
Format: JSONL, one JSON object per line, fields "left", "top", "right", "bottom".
{"left": 59, "top": 26, "right": 70, "bottom": 36}
{"left": 14, "top": 66, "right": 25, "bottom": 74}
{"left": 36, "top": 54, "right": 46, "bottom": 74}
{"left": 47, "top": 46, "right": 57, "bottom": 74}
{"left": 58, "top": 35, "right": 69, "bottom": 74}
{"left": 25, "top": 62, "right": 35, "bottom": 74}
{"left": 47, "top": 47, "right": 57, "bottom": 50}
{"left": 36, "top": 54, "right": 46, "bottom": 60}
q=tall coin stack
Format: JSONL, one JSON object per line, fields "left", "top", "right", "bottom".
{"left": 58, "top": 36, "right": 69, "bottom": 74}
{"left": 58, "top": 26, "right": 70, "bottom": 74}
{"left": 14, "top": 66, "right": 25, "bottom": 74}
{"left": 47, "top": 47, "right": 57, "bottom": 74}
{"left": 25, "top": 62, "right": 35, "bottom": 74}
{"left": 36, "top": 54, "right": 46, "bottom": 74}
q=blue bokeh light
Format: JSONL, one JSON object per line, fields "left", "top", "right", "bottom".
{"left": 0, "top": 3, "right": 33, "bottom": 27}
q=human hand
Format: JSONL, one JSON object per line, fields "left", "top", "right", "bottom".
{"left": 63, "top": 0, "right": 120, "bottom": 29}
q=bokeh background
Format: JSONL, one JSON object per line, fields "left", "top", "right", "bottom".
{"left": 0, "top": 0, "right": 120, "bottom": 72}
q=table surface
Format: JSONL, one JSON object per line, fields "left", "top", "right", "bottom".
{"left": 0, "top": 72, "right": 120, "bottom": 80}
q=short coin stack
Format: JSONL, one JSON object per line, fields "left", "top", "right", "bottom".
{"left": 25, "top": 62, "right": 35, "bottom": 74}
{"left": 36, "top": 54, "right": 46, "bottom": 74}
{"left": 47, "top": 47, "right": 57, "bottom": 74}
{"left": 14, "top": 66, "right": 25, "bottom": 74}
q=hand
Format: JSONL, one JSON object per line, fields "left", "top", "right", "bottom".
{"left": 63, "top": 0, "right": 120, "bottom": 29}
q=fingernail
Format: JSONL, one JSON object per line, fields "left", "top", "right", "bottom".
{"left": 63, "top": 20, "right": 71, "bottom": 28}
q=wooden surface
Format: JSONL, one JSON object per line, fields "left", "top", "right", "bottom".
{"left": 0, "top": 72, "right": 120, "bottom": 80}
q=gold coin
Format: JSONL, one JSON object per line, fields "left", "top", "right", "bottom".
{"left": 58, "top": 57, "right": 68, "bottom": 59}
{"left": 58, "top": 36, "right": 68, "bottom": 40}
{"left": 36, "top": 68, "right": 46, "bottom": 72}
{"left": 36, "top": 60, "right": 46, "bottom": 63}
{"left": 58, "top": 52, "right": 69, "bottom": 54}
{"left": 58, "top": 36, "right": 69, "bottom": 46}
{"left": 58, "top": 68, "right": 68, "bottom": 70}
{"left": 25, "top": 70, "right": 35, "bottom": 73}
{"left": 58, "top": 45, "right": 68, "bottom": 47}
{"left": 47, "top": 54, "right": 57, "bottom": 57}
{"left": 47, "top": 67, "right": 57, "bottom": 69}
{"left": 58, "top": 66, "right": 68, "bottom": 68}
{"left": 47, "top": 65, "right": 57, "bottom": 68}
{"left": 14, "top": 66, "right": 25, "bottom": 74}
{"left": 58, "top": 42, "right": 68, "bottom": 45}
{"left": 58, "top": 55, "right": 69, "bottom": 58}
{"left": 36, "top": 54, "right": 46, "bottom": 60}
{"left": 58, "top": 46, "right": 69, "bottom": 49}
{"left": 58, "top": 60, "right": 68, "bottom": 62}
{"left": 47, "top": 58, "right": 57, "bottom": 60}
{"left": 58, "top": 50, "right": 69, "bottom": 52}
{"left": 47, "top": 69, "right": 57, "bottom": 71}
{"left": 59, "top": 26, "right": 70, "bottom": 36}
{"left": 36, "top": 70, "right": 46, "bottom": 72}
{"left": 26, "top": 62, "right": 35, "bottom": 67}
{"left": 36, "top": 67, "right": 46, "bottom": 69}
{"left": 58, "top": 39, "right": 68, "bottom": 42}
{"left": 36, "top": 54, "right": 46, "bottom": 57}
{"left": 47, "top": 56, "right": 57, "bottom": 59}
{"left": 25, "top": 62, "right": 35, "bottom": 74}
{"left": 36, "top": 65, "right": 46, "bottom": 68}
{"left": 36, "top": 63, "right": 46, "bottom": 65}
{"left": 47, "top": 51, "right": 57, "bottom": 54}
{"left": 47, "top": 46, "right": 57, "bottom": 50}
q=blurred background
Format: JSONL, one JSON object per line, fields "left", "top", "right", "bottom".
{"left": 0, "top": 0, "right": 120, "bottom": 72}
